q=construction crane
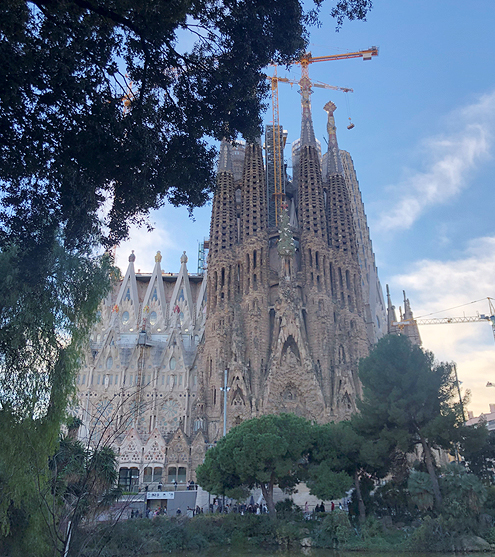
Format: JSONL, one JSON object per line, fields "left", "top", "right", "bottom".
{"left": 273, "top": 75, "right": 353, "bottom": 94}
{"left": 393, "top": 297, "right": 495, "bottom": 342}
{"left": 266, "top": 46, "right": 379, "bottom": 226}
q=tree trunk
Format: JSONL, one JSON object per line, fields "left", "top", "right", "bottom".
{"left": 354, "top": 470, "right": 366, "bottom": 525}
{"left": 260, "top": 477, "right": 276, "bottom": 518}
{"left": 419, "top": 434, "right": 442, "bottom": 508}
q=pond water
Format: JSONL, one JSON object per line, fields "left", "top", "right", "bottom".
{"left": 150, "top": 550, "right": 462, "bottom": 557}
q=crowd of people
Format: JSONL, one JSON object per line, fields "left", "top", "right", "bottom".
{"left": 130, "top": 497, "right": 348, "bottom": 520}
{"left": 208, "top": 501, "right": 269, "bottom": 515}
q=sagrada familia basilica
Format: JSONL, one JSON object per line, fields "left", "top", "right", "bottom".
{"left": 76, "top": 89, "right": 420, "bottom": 490}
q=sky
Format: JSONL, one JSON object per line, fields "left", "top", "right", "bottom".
{"left": 115, "top": 0, "right": 495, "bottom": 416}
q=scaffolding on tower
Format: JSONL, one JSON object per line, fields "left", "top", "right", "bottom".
{"left": 198, "top": 238, "right": 209, "bottom": 275}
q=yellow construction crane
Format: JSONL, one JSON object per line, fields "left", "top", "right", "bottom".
{"left": 267, "top": 46, "right": 379, "bottom": 226}
{"left": 393, "top": 297, "right": 495, "bottom": 342}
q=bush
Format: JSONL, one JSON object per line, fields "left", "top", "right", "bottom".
{"left": 275, "top": 498, "right": 304, "bottom": 521}
{"left": 274, "top": 521, "right": 303, "bottom": 548}
{"left": 313, "top": 510, "right": 354, "bottom": 548}
{"left": 483, "top": 485, "right": 495, "bottom": 517}
{"left": 407, "top": 515, "right": 469, "bottom": 552}
{"left": 440, "top": 463, "right": 487, "bottom": 519}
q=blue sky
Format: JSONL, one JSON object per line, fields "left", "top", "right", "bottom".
{"left": 115, "top": 0, "right": 495, "bottom": 415}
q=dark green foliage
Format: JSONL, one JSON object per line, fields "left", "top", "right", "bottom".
{"left": 308, "top": 420, "right": 392, "bottom": 523}
{"left": 77, "top": 514, "right": 297, "bottom": 555}
{"left": 196, "top": 413, "right": 313, "bottom": 515}
{"left": 356, "top": 335, "right": 460, "bottom": 452}
{"left": 355, "top": 334, "right": 462, "bottom": 508}
{"left": 0, "top": 0, "right": 372, "bottom": 248}
{"left": 274, "top": 498, "right": 304, "bottom": 521}
{"left": 327, "top": 0, "right": 374, "bottom": 28}
{"left": 313, "top": 509, "right": 355, "bottom": 548}
{"left": 406, "top": 515, "right": 462, "bottom": 552}
{"left": 0, "top": 241, "right": 114, "bottom": 551}
{"left": 459, "top": 421, "right": 495, "bottom": 484}
{"left": 440, "top": 464, "right": 487, "bottom": 522}
{"left": 307, "top": 462, "right": 353, "bottom": 502}
{"left": 408, "top": 471, "right": 435, "bottom": 511}
{"left": 483, "top": 485, "right": 495, "bottom": 517}
{"left": 483, "top": 524, "right": 495, "bottom": 544}
{"left": 369, "top": 480, "right": 418, "bottom": 524}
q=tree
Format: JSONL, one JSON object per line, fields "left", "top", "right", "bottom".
{"left": 0, "top": 238, "right": 114, "bottom": 535}
{"left": 459, "top": 420, "right": 495, "bottom": 484}
{"left": 44, "top": 435, "right": 121, "bottom": 556}
{"left": 308, "top": 420, "right": 391, "bottom": 523}
{"left": 196, "top": 413, "right": 313, "bottom": 516}
{"left": 0, "top": 0, "right": 372, "bottom": 249}
{"left": 355, "top": 335, "right": 462, "bottom": 509}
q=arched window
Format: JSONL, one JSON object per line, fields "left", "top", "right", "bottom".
{"left": 106, "top": 356, "right": 113, "bottom": 369}
{"left": 169, "top": 357, "right": 176, "bottom": 370}
{"left": 153, "top": 467, "right": 163, "bottom": 482}
{"left": 143, "top": 467, "right": 153, "bottom": 483}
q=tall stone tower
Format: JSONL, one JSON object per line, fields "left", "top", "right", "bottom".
{"left": 77, "top": 98, "right": 388, "bottom": 489}
{"left": 194, "top": 91, "right": 370, "bottom": 441}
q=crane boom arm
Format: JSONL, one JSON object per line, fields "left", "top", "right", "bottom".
{"left": 297, "top": 47, "right": 379, "bottom": 66}
{"left": 393, "top": 315, "right": 490, "bottom": 327}
{"left": 419, "top": 316, "right": 489, "bottom": 325}
{"left": 272, "top": 76, "right": 353, "bottom": 93}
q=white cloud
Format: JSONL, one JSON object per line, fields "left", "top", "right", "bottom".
{"left": 113, "top": 203, "right": 212, "bottom": 276}
{"left": 391, "top": 236, "right": 495, "bottom": 415}
{"left": 378, "top": 91, "right": 495, "bottom": 231}
{"left": 115, "top": 222, "right": 176, "bottom": 273}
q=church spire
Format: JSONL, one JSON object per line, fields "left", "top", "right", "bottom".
{"left": 386, "top": 284, "right": 398, "bottom": 335}
{"left": 323, "top": 101, "right": 343, "bottom": 176}
{"left": 241, "top": 142, "right": 267, "bottom": 241}
{"left": 209, "top": 146, "right": 237, "bottom": 255}
{"left": 299, "top": 76, "right": 317, "bottom": 148}
{"left": 218, "top": 139, "right": 233, "bottom": 173}
{"left": 402, "top": 290, "right": 422, "bottom": 346}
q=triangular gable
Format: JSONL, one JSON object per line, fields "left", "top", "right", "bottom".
{"left": 115, "top": 252, "right": 140, "bottom": 331}
{"left": 142, "top": 252, "right": 168, "bottom": 331}
{"left": 143, "top": 428, "right": 166, "bottom": 464}
{"left": 168, "top": 425, "right": 190, "bottom": 448}
{"left": 190, "top": 429, "right": 207, "bottom": 459}
{"left": 169, "top": 252, "right": 194, "bottom": 329}
{"left": 119, "top": 427, "right": 143, "bottom": 464}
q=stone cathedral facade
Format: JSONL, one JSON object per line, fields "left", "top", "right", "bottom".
{"left": 77, "top": 95, "right": 387, "bottom": 489}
